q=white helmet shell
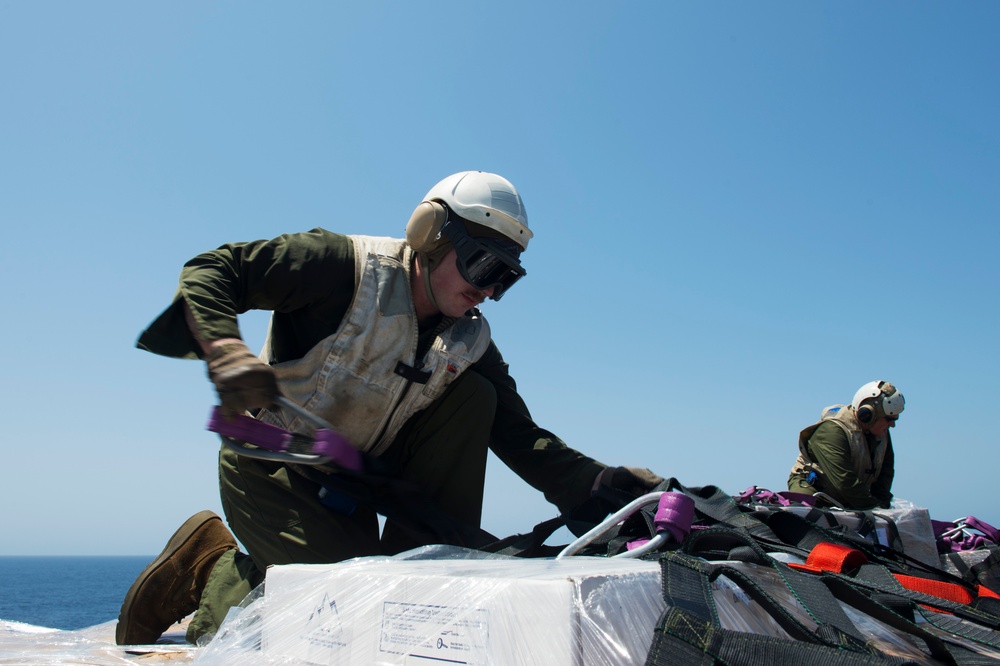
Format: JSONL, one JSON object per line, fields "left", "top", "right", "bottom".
{"left": 422, "top": 171, "right": 533, "bottom": 250}
{"left": 852, "top": 380, "right": 905, "bottom": 419}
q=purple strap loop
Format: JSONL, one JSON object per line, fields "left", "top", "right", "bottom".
{"left": 207, "top": 407, "right": 362, "bottom": 471}
{"left": 653, "top": 491, "right": 695, "bottom": 543}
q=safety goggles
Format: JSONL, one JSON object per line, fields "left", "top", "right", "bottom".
{"left": 441, "top": 218, "right": 526, "bottom": 301}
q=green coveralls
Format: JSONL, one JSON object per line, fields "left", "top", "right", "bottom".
{"left": 137, "top": 229, "right": 607, "bottom": 642}
{"left": 787, "top": 420, "right": 895, "bottom": 510}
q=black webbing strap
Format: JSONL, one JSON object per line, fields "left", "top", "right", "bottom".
{"left": 974, "top": 597, "right": 1000, "bottom": 617}
{"left": 660, "top": 552, "right": 718, "bottom": 623}
{"left": 943, "top": 549, "right": 1000, "bottom": 597}
{"left": 663, "top": 478, "right": 782, "bottom": 543}
{"left": 683, "top": 525, "right": 810, "bottom": 564}
{"left": 681, "top": 529, "right": 872, "bottom": 646}
{"left": 713, "top": 564, "right": 858, "bottom": 646}
{"left": 820, "top": 576, "right": 965, "bottom": 666}
{"left": 823, "top": 575, "right": 1000, "bottom": 666}
{"left": 868, "top": 510, "right": 906, "bottom": 554}
{"left": 967, "top": 548, "right": 1000, "bottom": 595}
{"left": 763, "top": 510, "right": 967, "bottom": 587}
{"left": 648, "top": 552, "right": 913, "bottom": 666}
{"left": 764, "top": 510, "right": 899, "bottom": 563}
{"left": 915, "top": 608, "right": 1000, "bottom": 656}
{"left": 945, "top": 552, "right": 976, "bottom": 578}
{"left": 812, "top": 562, "right": 1000, "bottom": 661}
{"left": 647, "top": 618, "right": 913, "bottom": 666}
{"left": 477, "top": 515, "right": 568, "bottom": 558}
{"left": 852, "top": 564, "right": 1000, "bottom": 634}
{"left": 776, "top": 563, "right": 872, "bottom": 645}
{"left": 665, "top": 552, "right": 869, "bottom": 649}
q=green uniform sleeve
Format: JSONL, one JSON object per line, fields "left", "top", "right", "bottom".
{"left": 806, "top": 421, "right": 882, "bottom": 510}
{"left": 137, "top": 229, "right": 355, "bottom": 361}
{"left": 473, "top": 341, "right": 606, "bottom": 516}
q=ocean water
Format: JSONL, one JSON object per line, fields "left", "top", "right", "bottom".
{"left": 0, "top": 556, "right": 151, "bottom": 630}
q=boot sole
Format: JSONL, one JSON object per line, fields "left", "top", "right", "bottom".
{"left": 115, "top": 510, "right": 231, "bottom": 645}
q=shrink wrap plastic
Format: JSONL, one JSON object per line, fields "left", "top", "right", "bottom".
{"left": 196, "top": 545, "right": 665, "bottom": 665}
{"left": 0, "top": 619, "right": 197, "bottom": 664}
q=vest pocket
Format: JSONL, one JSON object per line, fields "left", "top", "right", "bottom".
{"left": 419, "top": 357, "right": 465, "bottom": 401}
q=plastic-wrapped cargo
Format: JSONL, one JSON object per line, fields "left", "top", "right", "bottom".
{"left": 878, "top": 498, "right": 940, "bottom": 567}
{"left": 258, "top": 549, "right": 662, "bottom": 665}
{"left": 193, "top": 545, "right": 664, "bottom": 666}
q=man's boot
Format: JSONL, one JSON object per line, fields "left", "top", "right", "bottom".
{"left": 116, "top": 510, "right": 238, "bottom": 645}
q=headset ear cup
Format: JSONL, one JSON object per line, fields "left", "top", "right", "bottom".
{"left": 857, "top": 404, "right": 874, "bottom": 424}
{"left": 406, "top": 202, "right": 448, "bottom": 252}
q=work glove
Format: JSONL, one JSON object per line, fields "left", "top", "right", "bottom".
{"left": 599, "top": 466, "right": 665, "bottom": 498}
{"left": 206, "top": 342, "right": 280, "bottom": 418}
{"left": 568, "top": 466, "right": 668, "bottom": 534}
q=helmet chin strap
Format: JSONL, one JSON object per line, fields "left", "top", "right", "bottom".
{"left": 417, "top": 253, "right": 440, "bottom": 312}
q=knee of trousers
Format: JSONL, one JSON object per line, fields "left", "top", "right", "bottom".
{"left": 445, "top": 370, "right": 497, "bottom": 421}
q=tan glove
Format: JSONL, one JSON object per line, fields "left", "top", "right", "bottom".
{"left": 206, "top": 342, "right": 279, "bottom": 418}
{"left": 599, "top": 466, "right": 665, "bottom": 497}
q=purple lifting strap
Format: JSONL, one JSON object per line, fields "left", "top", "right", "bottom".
{"left": 965, "top": 516, "right": 1000, "bottom": 543}
{"left": 207, "top": 407, "right": 363, "bottom": 472}
{"left": 931, "top": 519, "right": 952, "bottom": 538}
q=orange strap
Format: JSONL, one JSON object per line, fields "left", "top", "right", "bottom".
{"left": 787, "top": 542, "right": 999, "bottom": 607}
{"left": 805, "top": 542, "right": 869, "bottom": 573}
{"left": 977, "top": 584, "right": 1000, "bottom": 600}
{"left": 894, "top": 573, "right": 973, "bottom": 605}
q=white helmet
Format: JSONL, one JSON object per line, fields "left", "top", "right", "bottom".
{"left": 852, "top": 380, "right": 905, "bottom": 425}
{"left": 422, "top": 171, "right": 533, "bottom": 250}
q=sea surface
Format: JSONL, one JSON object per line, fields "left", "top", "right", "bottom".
{"left": 0, "top": 556, "right": 151, "bottom": 630}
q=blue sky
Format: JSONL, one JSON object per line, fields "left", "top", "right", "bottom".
{"left": 1, "top": 2, "right": 997, "bottom": 556}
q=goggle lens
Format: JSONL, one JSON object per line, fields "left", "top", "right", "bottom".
{"left": 442, "top": 217, "right": 526, "bottom": 300}
{"left": 461, "top": 247, "right": 524, "bottom": 297}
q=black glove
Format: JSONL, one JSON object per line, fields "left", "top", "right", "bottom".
{"left": 599, "top": 466, "right": 665, "bottom": 497}
{"left": 206, "top": 342, "right": 280, "bottom": 418}
{"left": 566, "top": 466, "right": 667, "bottom": 533}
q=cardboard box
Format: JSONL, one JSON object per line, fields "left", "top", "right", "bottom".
{"left": 261, "top": 555, "right": 663, "bottom": 665}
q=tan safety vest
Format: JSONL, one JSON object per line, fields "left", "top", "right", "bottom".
{"left": 256, "top": 235, "right": 492, "bottom": 456}
{"left": 790, "top": 404, "right": 889, "bottom": 490}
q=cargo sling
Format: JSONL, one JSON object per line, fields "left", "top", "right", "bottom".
{"left": 212, "top": 405, "right": 1000, "bottom": 665}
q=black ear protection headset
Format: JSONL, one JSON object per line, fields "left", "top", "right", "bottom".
{"left": 856, "top": 401, "right": 878, "bottom": 424}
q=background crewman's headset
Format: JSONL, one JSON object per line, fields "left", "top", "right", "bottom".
{"left": 852, "top": 380, "right": 905, "bottom": 425}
